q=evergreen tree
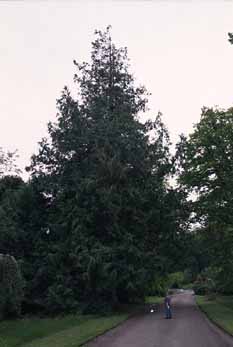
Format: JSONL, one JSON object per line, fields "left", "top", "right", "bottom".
{"left": 0, "top": 175, "right": 48, "bottom": 311}
{"left": 28, "top": 27, "right": 173, "bottom": 312}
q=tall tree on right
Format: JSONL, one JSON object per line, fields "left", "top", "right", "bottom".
{"left": 176, "top": 107, "right": 233, "bottom": 292}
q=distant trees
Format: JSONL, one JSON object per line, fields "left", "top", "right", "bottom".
{"left": 0, "top": 149, "right": 26, "bottom": 318}
{"left": 0, "top": 254, "right": 24, "bottom": 319}
{"left": 0, "top": 148, "right": 20, "bottom": 177}
{"left": 0, "top": 175, "right": 49, "bottom": 311}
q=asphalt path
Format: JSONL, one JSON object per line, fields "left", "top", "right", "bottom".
{"left": 87, "top": 291, "right": 233, "bottom": 347}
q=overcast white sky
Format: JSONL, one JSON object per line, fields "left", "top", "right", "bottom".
{"left": 1, "top": 1, "right": 233, "bottom": 177}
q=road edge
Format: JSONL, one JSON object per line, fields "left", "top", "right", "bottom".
{"left": 79, "top": 316, "right": 129, "bottom": 347}
{"left": 80, "top": 304, "right": 151, "bottom": 347}
{"left": 195, "top": 296, "right": 233, "bottom": 345}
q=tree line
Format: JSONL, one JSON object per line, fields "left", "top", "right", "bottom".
{"left": 0, "top": 27, "right": 232, "bottom": 316}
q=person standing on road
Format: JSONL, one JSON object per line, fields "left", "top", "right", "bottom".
{"left": 164, "top": 293, "right": 172, "bottom": 319}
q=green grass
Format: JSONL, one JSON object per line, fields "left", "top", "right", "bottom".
{"left": 196, "top": 295, "right": 233, "bottom": 335}
{"left": 0, "top": 298, "right": 162, "bottom": 347}
{"left": 0, "top": 313, "right": 129, "bottom": 347}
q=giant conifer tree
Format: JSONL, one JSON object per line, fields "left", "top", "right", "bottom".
{"left": 28, "top": 27, "right": 173, "bottom": 312}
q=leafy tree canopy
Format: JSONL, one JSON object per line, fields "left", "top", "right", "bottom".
{"left": 176, "top": 106, "right": 233, "bottom": 292}
{"left": 176, "top": 106, "right": 233, "bottom": 225}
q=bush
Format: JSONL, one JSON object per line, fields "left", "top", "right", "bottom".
{"left": 167, "top": 272, "right": 185, "bottom": 289}
{"left": 147, "top": 276, "right": 168, "bottom": 297}
{"left": 147, "top": 272, "right": 186, "bottom": 297}
{"left": 0, "top": 254, "right": 24, "bottom": 318}
{"left": 183, "top": 269, "right": 194, "bottom": 284}
{"left": 193, "top": 269, "right": 217, "bottom": 295}
{"left": 193, "top": 282, "right": 208, "bottom": 295}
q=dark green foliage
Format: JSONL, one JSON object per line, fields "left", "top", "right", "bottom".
{"left": 228, "top": 32, "right": 233, "bottom": 44}
{"left": 168, "top": 272, "right": 185, "bottom": 289}
{"left": 177, "top": 107, "right": 233, "bottom": 224}
{"left": 182, "top": 229, "right": 211, "bottom": 281}
{"left": 0, "top": 176, "right": 47, "bottom": 257}
{"left": 176, "top": 107, "right": 233, "bottom": 293}
{"left": 0, "top": 175, "right": 49, "bottom": 312}
{"left": 193, "top": 282, "right": 208, "bottom": 295}
{"left": 0, "top": 254, "right": 24, "bottom": 318}
{"left": 193, "top": 268, "right": 217, "bottom": 295}
{"left": 148, "top": 272, "right": 186, "bottom": 296}
{"left": 147, "top": 276, "right": 168, "bottom": 296}
{"left": 27, "top": 27, "right": 177, "bottom": 313}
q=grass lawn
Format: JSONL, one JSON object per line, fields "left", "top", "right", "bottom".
{"left": 0, "top": 297, "right": 163, "bottom": 347}
{"left": 196, "top": 295, "right": 233, "bottom": 335}
{"left": 0, "top": 313, "right": 129, "bottom": 347}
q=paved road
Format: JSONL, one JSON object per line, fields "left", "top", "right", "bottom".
{"left": 87, "top": 291, "right": 233, "bottom": 347}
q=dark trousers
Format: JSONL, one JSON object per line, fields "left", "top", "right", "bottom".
{"left": 165, "top": 305, "right": 172, "bottom": 318}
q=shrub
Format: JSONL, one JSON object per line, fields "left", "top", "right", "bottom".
{"left": 0, "top": 254, "right": 24, "bottom": 318}
{"left": 147, "top": 276, "right": 168, "bottom": 296}
{"left": 167, "top": 272, "right": 185, "bottom": 289}
{"left": 193, "top": 282, "right": 209, "bottom": 295}
{"left": 147, "top": 272, "right": 188, "bottom": 297}
{"left": 193, "top": 268, "right": 217, "bottom": 295}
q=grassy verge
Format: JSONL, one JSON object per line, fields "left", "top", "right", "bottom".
{"left": 0, "top": 313, "right": 129, "bottom": 347}
{"left": 196, "top": 295, "right": 233, "bottom": 335}
{"left": 0, "top": 297, "right": 163, "bottom": 347}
